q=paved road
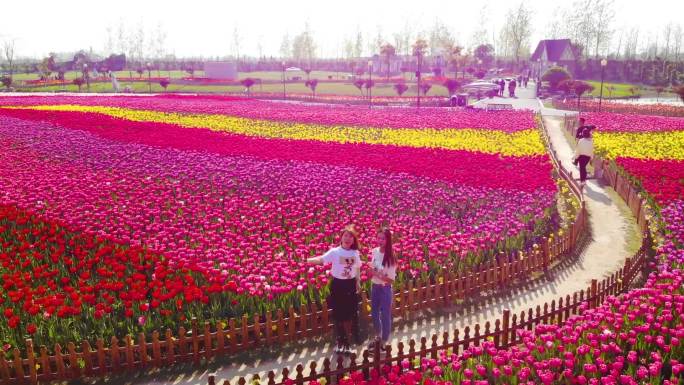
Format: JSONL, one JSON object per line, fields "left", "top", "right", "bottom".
{"left": 95, "top": 83, "right": 641, "bottom": 385}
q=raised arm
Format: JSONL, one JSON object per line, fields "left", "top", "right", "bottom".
{"left": 308, "top": 248, "right": 332, "bottom": 265}
{"left": 307, "top": 255, "right": 325, "bottom": 265}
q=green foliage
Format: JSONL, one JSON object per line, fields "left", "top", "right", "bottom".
{"left": 394, "top": 83, "right": 409, "bottom": 96}
{"left": 0, "top": 76, "right": 12, "bottom": 89}
{"left": 443, "top": 79, "right": 461, "bottom": 95}
{"left": 542, "top": 67, "right": 572, "bottom": 90}
{"left": 675, "top": 85, "right": 684, "bottom": 103}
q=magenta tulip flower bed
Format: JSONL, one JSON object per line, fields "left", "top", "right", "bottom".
{"left": 553, "top": 99, "right": 684, "bottom": 118}
{"left": 327, "top": 204, "right": 684, "bottom": 385}
{"left": 0, "top": 95, "right": 559, "bottom": 352}
{"left": 316, "top": 113, "right": 684, "bottom": 385}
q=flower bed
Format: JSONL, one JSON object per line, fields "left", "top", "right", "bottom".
{"left": 0, "top": 95, "right": 558, "bottom": 355}
{"left": 277, "top": 112, "right": 684, "bottom": 385}
{"left": 553, "top": 99, "right": 684, "bottom": 117}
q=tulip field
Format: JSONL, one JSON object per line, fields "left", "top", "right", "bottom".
{"left": 552, "top": 99, "right": 684, "bottom": 117}
{"left": 324, "top": 111, "right": 684, "bottom": 385}
{"left": 0, "top": 95, "right": 560, "bottom": 353}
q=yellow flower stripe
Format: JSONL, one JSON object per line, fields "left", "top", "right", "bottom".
{"left": 3, "top": 105, "right": 546, "bottom": 156}
{"left": 594, "top": 131, "right": 684, "bottom": 160}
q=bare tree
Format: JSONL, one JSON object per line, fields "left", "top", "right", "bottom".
{"left": 105, "top": 26, "right": 115, "bottom": 54}
{"left": 500, "top": 2, "right": 533, "bottom": 65}
{"left": 624, "top": 27, "right": 640, "bottom": 59}
{"left": 560, "top": 0, "right": 594, "bottom": 58}
{"left": 343, "top": 37, "right": 354, "bottom": 59}
{"left": 592, "top": 0, "right": 615, "bottom": 58}
{"left": 613, "top": 27, "right": 624, "bottom": 59}
{"left": 428, "top": 20, "right": 455, "bottom": 56}
{"left": 3, "top": 39, "right": 15, "bottom": 76}
{"left": 379, "top": 43, "right": 396, "bottom": 82}
{"left": 292, "top": 24, "right": 316, "bottom": 66}
{"left": 470, "top": 5, "right": 490, "bottom": 47}
{"left": 544, "top": 6, "right": 564, "bottom": 39}
{"left": 148, "top": 23, "right": 167, "bottom": 61}
{"left": 372, "top": 26, "right": 384, "bottom": 56}
{"left": 662, "top": 22, "right": 674, "bottom": 60}
{"left": 257, "top": 35, "right": 264, "bottom": 59}
{"left": 395, "top": 22, "right": 413, "bottom": 56}
{"left": 673, "top": 24, "right": 683, "bottom": 61}
{"left": 115, "top": 21, "right": 127, "bottom": 55}
{"left": 280, "top": 33, "right": 291, "bottom": 59}
{"left": 232, "top": 27, "right": 241, "bottom": 63}
{"left": 354, "top": 28, "right": 364, "bottom": 58}
{"left": 125, "top": 22, "right": 145, "bottom": 66}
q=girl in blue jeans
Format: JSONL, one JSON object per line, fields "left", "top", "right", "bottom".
{"left": 369, "top": 228, "right": 396, "bottom": 351}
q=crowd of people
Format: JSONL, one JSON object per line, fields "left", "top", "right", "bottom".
{"left": 496, "top": 74, "right": 531, "bottom": 98}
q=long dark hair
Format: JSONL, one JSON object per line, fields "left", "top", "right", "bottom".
{"left": 381, "top": 228, "right": 395, "bottom": 267}
{"left": 340, "top": 225, "right": 360, "bottom": 250}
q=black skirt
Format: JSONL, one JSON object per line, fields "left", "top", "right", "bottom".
{"left": 329, "top": 278, "right": 358, "bottom": 322}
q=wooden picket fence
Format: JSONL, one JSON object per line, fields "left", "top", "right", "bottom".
{"left": 0, "top": 209, "right": 587, "bottom": 385}
{"left": 214, "top": 241, "right": 649, "bottom": 385}
{"left": 1, "top": 116, "right": 593, "bottom": 385}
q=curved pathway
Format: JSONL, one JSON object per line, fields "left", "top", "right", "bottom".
{"left": 99, "top": 85, "right": 641, "bottom": 385}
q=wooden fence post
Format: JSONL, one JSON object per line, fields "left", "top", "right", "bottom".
{"left": 25, "top": 340, "right": 36, "bottom": 385}
{"left": 501, "top": 309, "right": 510, "bottom": 347}
{"left": 12, "top": 348, "right": 24, "bottom": 385}
{"left": 622, "top": 257, "right": 631, "bottom": 291}
{"left": 590, "top": 279, "right": 598, "bottom": 308}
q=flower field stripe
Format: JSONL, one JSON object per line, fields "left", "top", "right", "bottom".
{"left": 0, "top": 105, "right": 546, "bottom": 156}
{"left": 594, "top": 131, "right": 684, "bottom": 160}
{"left": 616, "top": 157, "right": 684, "bottom": 204}
{"left": 582, "top": 111, "right": 684, "bottom": 132}
{"left": 0, "top": 108, "right": 555, "bottom": 192}
{"left": 0, "top": 95, "right": 538, "bottom": 131}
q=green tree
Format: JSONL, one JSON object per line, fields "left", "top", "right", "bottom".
{"left": 542, "top": 67, "right": 572, "bottom": 90}
{"left": 240, "top": 78, "right": 256, "bottom": 96}
{"left": 0, "top": 76, "right": 12, "bottom": 90}
{"left": 305, "top": 79, "right": 318, "bottom": 99}
{"left": 443, "top": 79, "right": 461, "bottom": 95}
{"left": 394, "top": 82, "right": 409, "bottom": 96}
{"left": 379, "top": 43, "right": 396, "bottom": 82}
{"left": 412, "top": 38, "right": 428, "bottom": 107}
{"left": 447, "top": 45, "right": 463, "bottom": 79}
{"left": 73, "top": 77, "right": 85, "bottom": 92}
{"left": 473, "top": 44, "right": 495, "bottom": 68}
{"left": 353, "top": 79, "right": 366, "bottom": 96}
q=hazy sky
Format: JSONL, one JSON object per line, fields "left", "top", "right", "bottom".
{"left": 1, "top": 0, "right": 681, "bottom": 58}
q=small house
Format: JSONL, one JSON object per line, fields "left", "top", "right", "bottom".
{"left": 530, "top": 39, "right": 578, "bottom": 78}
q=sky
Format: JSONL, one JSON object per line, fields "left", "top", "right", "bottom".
{"left": 1, "top": 0, "right": 682, "bottom": 59}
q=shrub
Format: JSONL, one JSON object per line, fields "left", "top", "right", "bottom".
{"left": 542, "top": 66, "right": 572, "bottom": 90}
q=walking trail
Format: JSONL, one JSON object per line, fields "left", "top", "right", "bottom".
{"left": 98, "top": 84, "right": 641, "bottom": 385}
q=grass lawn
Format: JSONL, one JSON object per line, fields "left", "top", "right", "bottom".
{"left": 586, "top": 81, "right": 640, "bottom": 98}
{"left": 10, "top": 70, "right": 346, "bottom": 82}
{"left": 16, "top": 78, "right": 451, "bottom": 97}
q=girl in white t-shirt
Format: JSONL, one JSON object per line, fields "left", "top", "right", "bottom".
{"left": 368, "top": 228, "right": 396, "bottom": 350}
{"left": 308, "top": 225, "right": 361, "bottom": 354}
